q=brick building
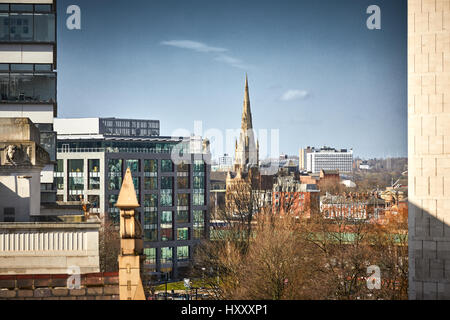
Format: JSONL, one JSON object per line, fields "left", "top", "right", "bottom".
{"left": 272, "top": 175, "right": 319, "bottom": 218}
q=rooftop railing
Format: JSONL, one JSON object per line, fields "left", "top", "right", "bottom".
{"left": 57, "top": 147, "right": 182, "bottom": 154}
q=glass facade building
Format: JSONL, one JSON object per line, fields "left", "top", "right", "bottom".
{"left": 0, "top": 1, "right": 58, "bottom": 204}
{"left": 56, "top": 134, "right": 210, "bottom": 280}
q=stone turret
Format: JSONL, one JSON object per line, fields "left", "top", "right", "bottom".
{"left": 116, "top": 168, "right": 146, "bottom": 300}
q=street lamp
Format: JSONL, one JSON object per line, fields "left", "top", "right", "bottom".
{"left": 201, "top": 267, "right": 206, "bottom": 289}
{"left": 164, "top": 272, "right": 169, "bottom": 300}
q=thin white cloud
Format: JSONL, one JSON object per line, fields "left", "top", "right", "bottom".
{"left": 160, "top": 39, "right": 249, "bottom": 70}
{"left": 214, "top": 54, "right": 247, "bottom": 69}
{"left": 280, "top": 90, "right": 310, "bottom": 101}
{"left": 160, "top": 40, "right": 228, "bottom": 53}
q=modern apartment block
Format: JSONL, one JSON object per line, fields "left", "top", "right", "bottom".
{"left": 0, "top": 0, "right": 57, "bottom": 203}
{"left": 300, "top": 146, "right": 353, "bottom": 174}
{"left": 54, "top": 118, "right": 211, "bottom": 280}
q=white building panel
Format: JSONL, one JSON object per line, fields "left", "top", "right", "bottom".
{"left": 54, "top": 118, "right": 101, "bottom": 135}
{"left": 0, "top": 105, "right": 54, "bottom": 124}
{"left": 0, "top": 44, "right": 54, "bottom": 64}
{"left": 40, "top": 164, "right": 54, "bottom": 184}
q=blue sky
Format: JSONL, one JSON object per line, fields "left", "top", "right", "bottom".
{"left": 57, "top": 0, "right": 407, "bottom": 159}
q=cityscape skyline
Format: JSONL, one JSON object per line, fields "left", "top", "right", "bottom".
{"left": 57, "top": 0, "right": 407, "bottom": 159}
{"left": 3, "top": 0, "right": 450, "bottom": 302}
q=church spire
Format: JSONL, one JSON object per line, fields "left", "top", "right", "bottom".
{"left": 242, "top": 73, "right": 253, "bottom": 131}
{"left": 234, "top": 74, "right": 258, "bottom": 172}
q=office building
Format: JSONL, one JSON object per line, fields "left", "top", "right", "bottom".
{"left": 217, "top": 153, "right": 233, "bottom": 172}
{"left": 54, "top": 117, "right": 211, "bottom": 280}
{"left": 301, "top": 146, "right": 353, "bottom": 174}
{"left": 55, "top": 117, "right": 160, "bottom": 138}
{"left": 0, "top": 0, "right": 57, "bottom": 203}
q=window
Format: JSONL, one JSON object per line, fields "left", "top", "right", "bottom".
{"left": 161, "top": 177, "right": 173, "bottom": 206}
{"left": 161, "top": 247, "right": 173, "bottom": 264}
{"left": 144, "top": 177, "right": 157, "bottom": 190}
{"left": 108, "top": 195, "right": 120, "bottom": 224}
{"left": 56, "top": 159, "right": 64, "bottom": 172}
{"left": 35, "top": 5, "right": 52, "bottom": 13}
{"left": 144, "top": 210, "right": 157, "bottom": 225}
{"left": 144, "top": 248, "right": 156, "bottom": 265}
{"left": 193, "top": 189, "right": 205, "bottom": 206}
{"left": 0, "top": 6, "right": 55, "bottom": 42}
{"left": 144, "top": 194, "right": 158, "bottom": 242}
{"left": 144, "top": 159, "right": 157, "bottom": 173}
{"left": 193, "top": 160, "right": 205, "bottom": 173}
{"left": 193, "top": 210, "right": 205, "bottom": 239}
{"left": 161, "top": 159, "right": 173, "bottom": 172}
{"left": 177, "top": 176, "right": 189, "bottom": 189}
{"left": 88, "top": 159, "right": 100, "bottom": 190}
{"left": 161, "top": 176, "right": 172, "bottom": 189}
{"left": 0, "top": 72, "right": 56, "bottom": 103}
{"left": 68, "top": 159, "right": 83, "bottom": 173}
{"left": 39, "top": 131, "right": 56, "bottom": 161}
{"left": 34, "top": 64, "right": 52, "bottom": 71}
{"left": 10, "top": 5, "right": 32, "bottom": 12}
{"left": 193, "top": 176, "right": 204, "bottom": 189}
{"left": 193, "top": 160, "right": 205, "bottom": 206}
{"left": 161, "top": 211, "right": 173, "bottom": 241}
{"left": 177, "top": 193, "right": 189, "bottom": 207}
{"left": 132, "top": 176, "right": 140, "bottom": 195}
{"left": 176, "top": 210, "right": 189, "bottom": 224}
{"left": 34, "top": 13, "right": 55, "bottom": 41}
{"left": 161, "top": 190, "right": 172, "bottom": 207}
{"left": 144, "top": 222, "right": 157, "bottom": 242}
{"left": 3, "top": 207, "right": 15, "bottom": 222}
{"left": 144, "top": 194, "right": 158, "bottom": 209}
{"left": 55, "top": 159, "right": 64, "bottom": 190}
{"left": 108, "top": 159, "right": 122, "bottom": 191}
{"left": 144, "top": 226, "right": 157, "bottom": 242}
{"left": 177, "top": 228, "right": 189, "bottom": 241}
{"left": 125, "top": 159, "right": 139, "bottom": 172}
{"left": 68, "top": 159, "right": 83, "bottom": 196}
{"left": 177, "top": 162, "right": 189, "bottom": 172}
{"left": 177, "top": 246, "right": 189, "bottom": 262}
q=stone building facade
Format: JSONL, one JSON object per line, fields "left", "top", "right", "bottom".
{"left": 0, "top": 221, "right": 100, "bottom": 275}
{"left": 408, "top": 0, "right": 450, "bottom": 299}
{"left": 0, "top": 272, "right": 119, "bottom": 300}
{"left": 0, "top": 118, "right": 50, "bottom": 221}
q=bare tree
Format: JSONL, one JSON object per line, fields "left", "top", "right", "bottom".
{"left": 193, "top": 176, "right": 408, "bottom": 300}
{"left": 99, "top": 219, "right": 120, "bottom": 273}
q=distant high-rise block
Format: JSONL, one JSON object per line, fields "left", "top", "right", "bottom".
{"left": 300, "top": 146, "right": 353, "bottom": 174}
{"left": 409, "top": 0, "right": 450, "bottom": 300}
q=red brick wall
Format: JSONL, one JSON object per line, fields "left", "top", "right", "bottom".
{"left": 0, "top": 272, "right": 119, "bottom": 300}
{"left": 273, "top": 191, "right": 319, "bottom": 217}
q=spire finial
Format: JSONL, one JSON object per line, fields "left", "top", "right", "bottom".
{"left": 116, "top": 168, "right": 140, "bottom": 209}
